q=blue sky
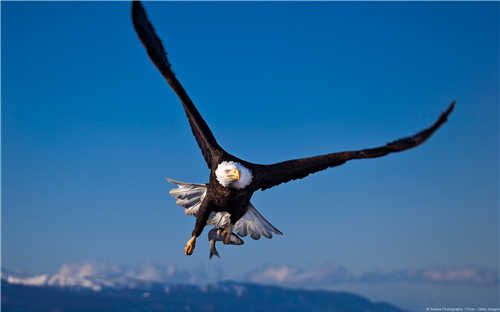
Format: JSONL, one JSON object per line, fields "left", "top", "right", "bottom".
{"left": 2, "top": 2, "right": 498, "bottom": 310}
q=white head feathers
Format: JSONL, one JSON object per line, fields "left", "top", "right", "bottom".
{"left": 215, "top": 161, "right": 253, "bottom": 189}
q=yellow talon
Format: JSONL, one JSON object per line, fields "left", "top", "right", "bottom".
{"left": 184, "top": 236, "right": 196, "bottom": 256}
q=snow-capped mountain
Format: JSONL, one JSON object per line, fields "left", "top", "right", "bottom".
{"left": 3, "top": 262, "right": 200, "bottom": 291}
{"left": 1, "top": 262, "right": 407, "bottom": 312}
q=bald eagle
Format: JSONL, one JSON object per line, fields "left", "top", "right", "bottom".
{"left": 132, "top": 1, "right": 455, "bottom": 257}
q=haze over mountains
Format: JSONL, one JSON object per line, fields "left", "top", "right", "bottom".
{"left": 5, "top": 262, "right": 498, "bottom": 290}
{"left": 2, "top": 262, "right": 498, "bottom": 311}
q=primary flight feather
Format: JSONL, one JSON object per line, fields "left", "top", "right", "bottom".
{"left": 132, "top": 1, "right": 455, "bottom": 258}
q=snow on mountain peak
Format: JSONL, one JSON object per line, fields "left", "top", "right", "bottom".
{"left": 3, "top": 262, "right": 207, "bottom": 292}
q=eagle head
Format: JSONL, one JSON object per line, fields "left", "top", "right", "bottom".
{"left": 215, "top": 161, "right": 252, "bottom": 189}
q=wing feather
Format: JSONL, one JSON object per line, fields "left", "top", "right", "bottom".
{"left": 132, "top": 1, "right": 223, "bottom": 168}
{"left": 254, "top": 102, "right": 455, "bottom": 191}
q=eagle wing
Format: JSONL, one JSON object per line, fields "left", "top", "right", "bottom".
{"left": 253, "top": 102, "right": 455, "bottom": 191}
{"left": 132, "top": 1, "right": 222, "bottom": 169}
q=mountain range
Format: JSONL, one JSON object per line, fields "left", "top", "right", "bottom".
{"left": 1, "top": 278, "right": 404, "bottom": 312}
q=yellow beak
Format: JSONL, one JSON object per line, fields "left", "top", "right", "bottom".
{"left": 227, "top": 168, "right": 240, "bottom": 181}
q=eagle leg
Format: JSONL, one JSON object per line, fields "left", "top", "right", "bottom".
{"left": 184, "top": 236, "right": 196, "bottom": 256}
{"left": 187, "top": 199, "right": 211, "bottom": 256}
{"left": 221, "top": 223, "right": 234, "bottom": 244}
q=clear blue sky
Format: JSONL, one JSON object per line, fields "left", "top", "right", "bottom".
{"left": 2, "top": 2, "right": 498, "bottom": 310}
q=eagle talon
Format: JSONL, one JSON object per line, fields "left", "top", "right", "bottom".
{"left": 184, "top": 236, "right": 196, "bottom": 256}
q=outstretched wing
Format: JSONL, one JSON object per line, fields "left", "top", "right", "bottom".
{"left": 132, "top": 1, "right": 222, "bottom": 169}
{"left": 253, "top": 101, "right": 455, "bottom": 191}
